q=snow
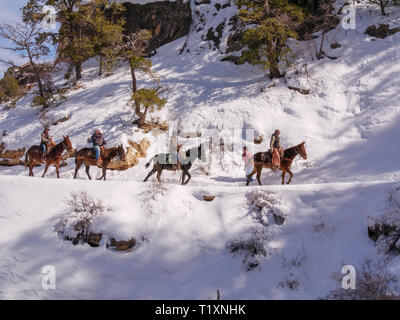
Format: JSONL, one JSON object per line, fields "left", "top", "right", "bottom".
{"left": 0, "top": 0, "right": 400, "bottom": 299}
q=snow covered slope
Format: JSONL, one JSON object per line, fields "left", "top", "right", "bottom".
{"left": 0, "top": 0, "right": 400, "bottom": 299}
{"left": 0, "top": 175, "right": 395, "bottom": 299}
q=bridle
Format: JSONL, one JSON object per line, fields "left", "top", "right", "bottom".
{"left": 61, "top": 139, "right": 71, "bottom": 150}
{"left": 284, "top": 144, "right": 306, "bottom": 160}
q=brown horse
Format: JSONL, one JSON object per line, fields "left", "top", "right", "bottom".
{"left": 25, "top": 135, "right": 74, "bottom": 178}
{"left": 246, "top": 141, "right": 307, "bottom": 186}
{"left": 73, "top": 144, "right": 126, "bottom": 181}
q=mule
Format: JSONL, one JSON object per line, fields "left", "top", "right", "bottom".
{"left": 73, "top": 144, "right": 126, "bottom": 181}
{"left": 25, "top": 135, "right": 74, "bottom": 178}
{"left": 143, "top": 144, "right": 203, "bottom": 185}
{"left": 246, "top": 141, "right": 307, "bottom": 186}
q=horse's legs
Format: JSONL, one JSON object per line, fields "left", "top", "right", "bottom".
{"left": 143, "top": 166, "right": 157, "bottom": 182}
{"left": 286, "top": 168, "right": 294, "bottom": 184}
{"left": 42, "top": 163, "right": 50, "bottom": 178}
{"left": 256, "top": 167, "right": 262, "bottom": 186}
{"left": 246, "top": 167, "right": 257, "bottom": 186}
{"left": 156, "top": 168, "right": 163, "bottom": 182}
{"left": 55, "top": 163, "right": 60, "bottom": 179}
{"left": 100, "top": 166, "right": 107, "bottom": 181}
{"left": 281, "top": 169, "right": 286, "bottom": 185}
{"left": 184, "top": 171, "right": 191, "bottom": 185}
{"left": 181, "top": 171, "right": 186, "bottom": 185}
{"left": 29, "top": 161, "right": 34, "bottom": 177}
{"left": 74, "top": 159, "right": 83, "bottom": 179}
{"left": 85, "top": 165, "right": 92, "bottom": 180}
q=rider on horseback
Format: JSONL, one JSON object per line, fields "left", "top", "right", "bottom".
{"left": 169, "top": 136, "right": 184, "bottom": 170}
{"left": 87, "top": 129, "right": 106, "bottom": 166}
{"left": 270, "top": 129, "right": 283, "bottom": 170}
{"left": 40, "top": 128, "right": 52, "bottom": 161}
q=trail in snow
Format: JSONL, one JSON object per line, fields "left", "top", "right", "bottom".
{"left": 0, "top": 0, "right": 400, "bottom": 299}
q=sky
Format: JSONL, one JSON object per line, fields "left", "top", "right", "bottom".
{"left": 0, "top": 0, "right": 57, "bottom": 77}
{"left": 0, "top": 0, "right": 26, "bottom": 76}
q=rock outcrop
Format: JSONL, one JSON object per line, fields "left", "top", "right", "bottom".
{"left": 122, "top": 1, "right": 192, "bottom": 55}
{"left": 0, "top": 143, "right": 26, "bottom": 166}
{"left": 107, "top": 138, "right": 150, "bottom": 170}
{"left": 365, "top": 24, "right": 400, "bottom": 39}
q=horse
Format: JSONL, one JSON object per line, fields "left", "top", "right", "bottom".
{"left": 143, "top": 144, "right": 203, "bottom": 185}
{"left": 246, "top": 141, "right": 307, "bottom": 186}
{"left": 25, "top": 135, "right": 74, "bottom": 178}
{"left": 73, "top": 144, "right": 126, "bottom": 181}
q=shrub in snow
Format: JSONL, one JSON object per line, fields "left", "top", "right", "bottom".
{"left": 227, "top": 228, "right": 271, "bottom": 271}
{"left": 278, "top": 273, "right": 301, "bottom": 291}
{"left": 140, "top": 182, "right": 168, "bottom": 217}
{"left": 247, "top": 190, "right": 286, "bottom": 226}
{"left": 56, "top": 191, "right": 109, "bottom": 247}
{"left": 368, "top": 186, "right": 400, "bottom": 254}
{"left": 313, "top": 217, "right": 335, "bottom": 238}
{"left": 325, "top": 258, "right": 398, "bottom": 300}
{"left": 278, "top": 248, "right": 307, "bottom": 291}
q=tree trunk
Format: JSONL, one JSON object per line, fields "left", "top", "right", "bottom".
{"left": 264, "top": 0, "right": 270, "bottom": 15}
{"left": 141, "top": 106, "right": 149, "bottom": 124}
{"left": 269, "top": 61, "right": 281, "bottom": 79}
{"left": 266, "top": 39, "right": 281, "bottom": 79}
{"left": 130, "top": 63, "right": 137, "bottom": 93}
{"left": 317, "top": 31, "right": 325, "bottom": 60}
{"left": 380, "top": 4, "right": 386, "bottom": 16}
{"left": 75, "top": 62, "right": 82, "bottom": 80}
{"left": 26, "top": 48, "right": 45, "bottom": 99}
{"left": 98, "top": 56, "right": 103, "bottom": 76}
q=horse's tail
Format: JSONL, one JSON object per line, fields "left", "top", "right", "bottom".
{"left": 145, "top": 155, "right": 156, "bottom": 169}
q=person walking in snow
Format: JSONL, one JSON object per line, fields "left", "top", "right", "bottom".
{"left": 40, "top": 128, "right": 52, "bottom": 161}
{"left": 87, "top": 129, "right": 106, "bottom": 166}
{"left": 270, "top": 129, "right": 283, "bottom": 170}
{"left": 242, "top": 146, "right": 254, "bottom": 182}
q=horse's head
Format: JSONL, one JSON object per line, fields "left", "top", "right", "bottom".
{"left": 298, "top": 141, "right": 307, "bottom": 160}
{"left": 63, "top": 135, "right": 74, "bottom": 151}
{"left": 117, "top": 144, "right": 126, "bottom": 161}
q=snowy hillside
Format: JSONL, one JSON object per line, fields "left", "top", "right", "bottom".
{"left": 1, "top": 0, "right": 400, "bottom": 299}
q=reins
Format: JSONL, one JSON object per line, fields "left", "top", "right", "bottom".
{"left": 283, "top": 144, "right": 304, "bottom": 161}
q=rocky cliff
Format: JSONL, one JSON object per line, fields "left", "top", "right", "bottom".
{"left": 122, "top": 1, "right": 192, "bottom": 54}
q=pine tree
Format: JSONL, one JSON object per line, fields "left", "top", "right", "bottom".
{"left": 118, "top": 30, "right": 153, "bottom": 92}
{"left": 117, "top": 30, "right": 167, "bottom": 125}
{"left": 22, "top": 0, "right": 95, "bottom": 82}
{"left": 91, "top": 0, "right": 125, "bottom": 76}
{"left": 236, "top": 0, "right": 305, "bottom": 78}
{"left": 0, "top": 71, "right": 21, "bottom": 102}
{"left": 132, "top": 88, "right": 167, "bottom": 125}
{"left": 56, "top": 0, "right": 97, "bottom": 81}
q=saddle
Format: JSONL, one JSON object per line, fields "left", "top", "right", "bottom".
{"left": 90, "top": 146, "right": 105, "bottom": 159}
{"left": 166, "top": 153, "right": 180, "bottom": 170}
{"left": 260, "top": 151, "right": 272, "bottom": 164}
